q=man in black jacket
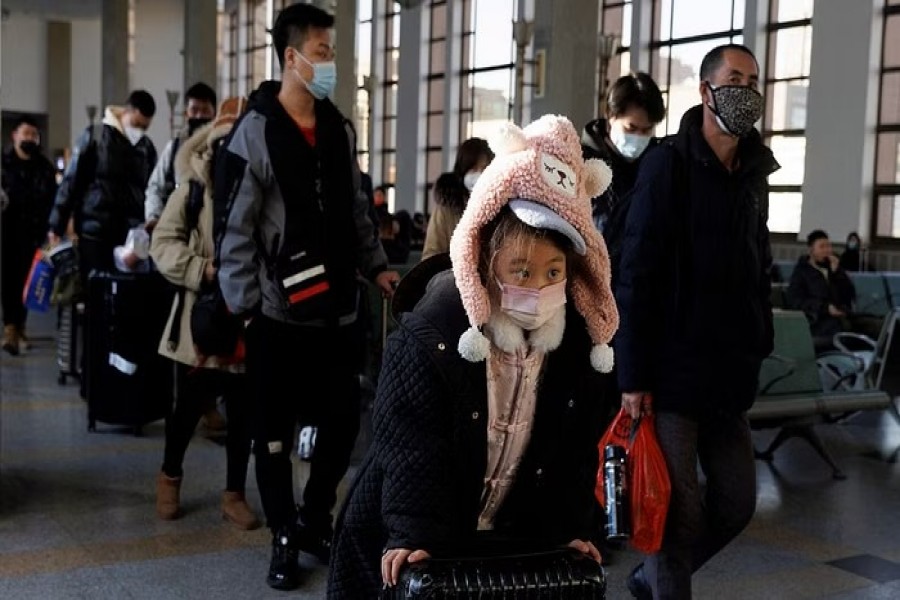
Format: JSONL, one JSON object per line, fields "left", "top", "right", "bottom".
{"left": 615, "top": 44, "right": 779, "bottom": 599}
{"left": 1, "top": 116, "right": 58, "bottom": 355}
{"left": 788, "top": 229, "right": 855, "bottom": 351}
{"left": 47, "top": 89, "right": 158, "bottom": 277}
{"left": 215, "top": 4, "right": 397, "bottom": 591}
{"left": 581, "top": 72, "right": 665, "bottom": 233}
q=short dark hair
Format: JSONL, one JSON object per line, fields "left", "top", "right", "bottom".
{"left": 453, "top": 137, "right": 494, "bottom": 178}
{"left": 699, "top": 44, "right": 758, "bottom": 81}
{"left": 606, "top": 72, "right": 666, "bottom": 124}
{"left": 807, "top": 229, "right": 830, "bottom": 246}
{"left": 185, "top": 82, "right": 217, "bottom": 109}
{"left": 272, "top": 3, "right": 334, "bottom": 70}
{"left": 12, "top": 115, "right": 39, "bottom": 131}
{"left": 127, "top": 89, "right": 157, "bottom": 118}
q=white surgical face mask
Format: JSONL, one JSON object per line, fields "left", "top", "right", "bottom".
{"left": 124, "top": 125, "right": 145, "bottom": 146}
{"left": 609, "top": 128, "right": 651, "bottom": 161}
{"left": 463, "top": 171, "right": 481, "bottom": 191}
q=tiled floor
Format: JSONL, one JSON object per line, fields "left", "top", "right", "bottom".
{"left": 3, "top": 311, "right": 900, "bottom": 598}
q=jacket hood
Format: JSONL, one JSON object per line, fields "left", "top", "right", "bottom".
{"left": 580, "top": 119, "right": 610, "bottom": 157}
{"left": 174, "top": 121, "right": 234, "bottom": 188}
{"left": 103, "top": 106, "right": 126, "bottom": 133}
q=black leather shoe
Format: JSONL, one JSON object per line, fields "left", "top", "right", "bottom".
{"left": 626, "top": 564, "right": 653, "bottom": 600}
{"left": 267, "top": 527, "right": 301, "bottom": 591}
{"left": 296, "top": 522, "right": 332, "bottom": 565}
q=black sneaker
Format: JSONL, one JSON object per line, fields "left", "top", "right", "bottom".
{"left": 267, "top": 527, "right": 301, "bottom": 591}
{"left": 296, "top": 522, "right": 332, "bottom": 565}
{"left": 626, "top": 564, "right": 653, "bottom": 600}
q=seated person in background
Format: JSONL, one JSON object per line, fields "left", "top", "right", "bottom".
{"left": 376, "top": 204, "right": 410, "bottom": 264}
{"left": 411, "top": 212, "right": 427, "bottom": 249}
{"left": 327, "top": 116, "right": 618, "bottom": 598}
{"left": 839, "top": 231, "right": 867, "bottom": 272}
{"left": 788, "top": 229, "right": 856, "bottom": 351}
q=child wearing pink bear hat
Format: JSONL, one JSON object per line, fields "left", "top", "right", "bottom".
{"left": 327, "top": 114, "right": 619, "bottom": 598}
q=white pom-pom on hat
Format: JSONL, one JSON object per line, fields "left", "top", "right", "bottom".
{"left": 458, "top": 326, "right": 491, "bottom": 363}
{"left": 583, "top": 158, "right": 613, "bottom": 199}
{"left": 590, "top": 343, "right": 615, "bottom": 373}
{"left": 489, "top": 122, "right": 528, "bottom": 156}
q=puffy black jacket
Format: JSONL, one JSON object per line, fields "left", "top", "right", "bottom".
{"left": 615, "top": 105, "right": 780, "bottom": 415}
{"left": 1, "top": 148, "right": 57, "bottom": 249}
{"left": 327, "top": 267, "right": 609, "bottom": 599}
{"left": 787, "top": 256, "right": 855, "bottom": 339}
{"left": 48, "top": 109, "right": 157, "bottom": 245}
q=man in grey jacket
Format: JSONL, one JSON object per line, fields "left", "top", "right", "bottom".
{"left": 215, "top": 4, "right": 398, "bottom": 591}
{"left": 144, "top": 82, "right": 217, "bottom": 231}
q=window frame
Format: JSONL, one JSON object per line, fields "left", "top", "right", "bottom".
{"left": 872, "top": 2, "right": 900, "bottom": 240}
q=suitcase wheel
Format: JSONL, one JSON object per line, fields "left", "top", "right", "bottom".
{"left": 58, "top": 373, "right": 67, "bottom": 385}
{"left": 88, "top": 418, "right": 96, "bottom": 432}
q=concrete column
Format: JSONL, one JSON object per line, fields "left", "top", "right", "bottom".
{"left": 394, "top": 3, "right": 426, "bottom": 214}
{"left": 743, "top": 0, "right": 768, "bottom": 80}
{"left": 102, "top": 0, "right": 130, "bottom": 107}
{"left": 334, "top": 0, "right": 358, "bottom": 117}
{"left": 47, "top": 21, "right": 72, "bottom": 155}
{"left": 183, "top": 0, "right": 219, "bottom": 94}
{"left": 529, "top": 0, "right": 598, "bottom": 129}
{"left": 799, "top": 0, "right": 881, "bottom": 242}
{"left": 630, "top": 0, "right": 652, "bottom": 74}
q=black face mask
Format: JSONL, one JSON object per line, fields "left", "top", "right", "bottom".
{"left": 19, "top": 141, "right": 40, "bottom": 157}
{"left": 188, "top": 117, "right": 213, "bottom": 136}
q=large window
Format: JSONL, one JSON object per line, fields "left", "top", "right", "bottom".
{"left": 600, "top": 0, "right": 633, "bottom": 86}
{"left": 355, "top": 0, "right": 373, "bottom": 175}
{"left": 244, "top": 0, "right": 269, "bottom": 93}
{"left": 458, "top": 0, "right": 516, "bottom": 141}
{"left": 218, "top": 8, "right": 240, "bottom": 98}
{"left": 379, "top": 1, "right": 401, "bottom": 187}
{"left": 649, "top": 0, "right": 744, "bottom": 136}
{"left": 764, "top": 0, "right": 813, "bottom": 233}
{"left": 875, "top": 1, "right": 900, "bottom": 238}
{"left": 425, "top": 0, "right": 449, "bottom": 208}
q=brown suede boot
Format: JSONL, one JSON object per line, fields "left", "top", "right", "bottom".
{"left": 2, "top": 325, "right": 20, "bottom": 356}
{"left": 156, "top": 472, "right": 182, "bottom": 520}
{"left": 222, "top": 491, "right": 260, "bottom": 530}
{"left": 16, "top": 326, "right": 31, "bottom": 353}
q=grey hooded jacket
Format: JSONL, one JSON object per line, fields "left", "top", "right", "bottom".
{"left": 215, "top": 81, "right": 387, "bottom": 326}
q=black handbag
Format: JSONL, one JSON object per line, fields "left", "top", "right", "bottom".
{"left": 190, "top": 285, "right": 241, "bottom": 357}
{"left": 382, "top": 548, "right": 606, "bottom": 599}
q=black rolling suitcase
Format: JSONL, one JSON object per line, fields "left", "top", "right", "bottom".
{"left": 85, "top": 270, "right": 174, "bottom": 434}
{"left": 383, "top": 549, "right": 606, "bottom": 599}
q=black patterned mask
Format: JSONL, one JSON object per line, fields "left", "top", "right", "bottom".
{"left": 706, "top": 83, "right": 763, "bottom": 137}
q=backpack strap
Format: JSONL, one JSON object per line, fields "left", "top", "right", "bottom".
{"left": 163, "top": 136, "right": 182, "bottom": 199}
{"left": 167, "top": 179, "right": 208, "bottom": 351}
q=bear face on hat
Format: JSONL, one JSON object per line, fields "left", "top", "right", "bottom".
{"left": 449, "top": 114, "right": 619, "bottom": 373}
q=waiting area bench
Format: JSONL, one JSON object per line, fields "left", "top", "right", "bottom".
{"left": 749, "top": 309, "right": 893, "bottom": 479}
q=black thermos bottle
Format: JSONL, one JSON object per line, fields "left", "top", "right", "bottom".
{"left": 604, "top": 444, "right": 630, "bottom": 540}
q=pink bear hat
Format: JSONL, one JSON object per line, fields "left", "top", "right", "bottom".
{"left": 448, "top": 114, "right": 620, "bottom": 373}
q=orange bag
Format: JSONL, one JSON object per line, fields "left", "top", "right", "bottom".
{"left": 595, "top": 408, "right": 634, "bottom": 508}
{"left": 628, "top": 412, "right": 671, "bottom": 554}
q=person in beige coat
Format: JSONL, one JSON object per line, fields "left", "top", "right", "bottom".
{"left": 149, "top": 97, "right": 259, "bottom": 530}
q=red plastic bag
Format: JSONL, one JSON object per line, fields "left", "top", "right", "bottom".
{"left": 595, "top": 408, "right": 634, "bottom": 508}
{"left": 628, "top": 412, "right": 671, "bottom": 554}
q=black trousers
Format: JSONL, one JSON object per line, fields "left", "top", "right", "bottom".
{"left": 0, "top": 239, "right": 32, "bottom": 328}
{"left": 245, "top": 314, "right": 361, "bottom": 533}
{"left": 162, "top": 363, "right": 252, "bottom": 492}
